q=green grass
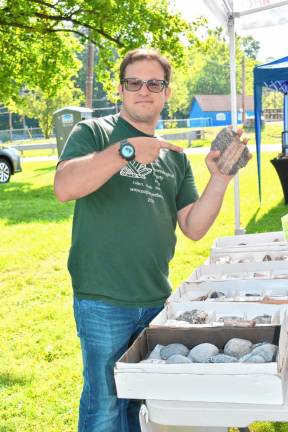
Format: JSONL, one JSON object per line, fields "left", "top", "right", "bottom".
{"left": 1, "top": 153, "right": 288, "bottom": 431}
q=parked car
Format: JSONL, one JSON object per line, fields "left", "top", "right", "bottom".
{"left": 0, "top": 146, "right": 22, "bottom": 183}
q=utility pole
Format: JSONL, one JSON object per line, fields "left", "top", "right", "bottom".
{"left": 85, "top": 39, "right": 95, "bottom": 109}
{"left": 241, "top": 55, "right": 246, "bottom": 126}
{"left": 8, "top": 111, "right": 13, "bottom": 141}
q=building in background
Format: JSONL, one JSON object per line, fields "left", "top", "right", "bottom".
{"left": 188, "top": 95, "right": 254, "bottom": 127}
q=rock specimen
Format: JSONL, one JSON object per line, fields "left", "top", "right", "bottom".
{"left": 148, "top": 344, "right": 164, "bottom": 360}
{"left": 250, "top": 343, "right": 278, "bottom": 362}
{"left": 176, "top": 309, "right": 208, "bottom": 324}
{"left": 210, "top": 291, "right": 225, "bottom": 299}
{"left": 210, "top": 354, "right": 238, "bottom": 363}
{"left": 166, "top": 354, "right": 192, "bottom": 364}
{"left": 239, "top": 353, "right": 267, "bottom": 363}
{"left": 210, "top": 127, "right": 250, "bottom": 175}
{"left": 224, "top": 338, "right": 253, "bottom": 358}
{"left": 252, "top": 314, "right": 272, "bottom": 324}
{"left": 263, "top": 254, "right": 272, "bottom": 261}
{"left": 160, "top": 343, "right": 189, "bottom": 360}
{"left": 189, "top": 343, "right": 219, "bottom": 363}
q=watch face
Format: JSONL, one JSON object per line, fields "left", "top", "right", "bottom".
{"left": 122, "top": 144, "right": 135, "bottom": 159}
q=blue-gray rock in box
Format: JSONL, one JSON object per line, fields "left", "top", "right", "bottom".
{"left": 250, "top": 343, "right": 278, "bottom": 362}
{"left": 224, "top": 338, "right": 252, "bottom": 358}
{"left": 160, "top": 343, "right": 189, "bottom": 360}
{"left": 148, "top": 344, "right": 164, "bottom": 360}
{"left": 166, "top": 354, "right": 192, "bottom": 364}
{"left": 239, "top": 353, "right": 266, "bottom": 363}
{"left": 188, "top": 343, "right": 219, "bottom": 363}
{"left": 210, "top": 354, "right": 238, "bottom": 363}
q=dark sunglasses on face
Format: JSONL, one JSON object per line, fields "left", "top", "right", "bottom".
{"left": 121, "top": 78, "right": 168, "bottom": 93}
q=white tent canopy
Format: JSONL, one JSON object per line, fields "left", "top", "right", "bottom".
{"left": 201, "top": 0, "right": 288, "bottom": 233}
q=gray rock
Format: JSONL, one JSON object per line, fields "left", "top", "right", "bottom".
{"left": 210, "top": 127, "right": 250, "bottom": 175}
{"left": 160, "top": 343, "right": 189, "bottom": 360}
{"left": 239, "top": 353, "right": 266, "bottom": 363}
{"left": 224, "top": 338, "right": 253, "bottom": 358}
{"left": 210, "top": 291, "right": 225, "bottom": 298}
{"left": 210, "top": 354, "right": 238, "bottom": 363}
{"left": 252, "top": 315, "right": 272, "bottom": 324}
{"left": 148, "top": 344, "right": 164, "bottom": 360}
{"left": 166, "top": 355, "right": 192, "bottom": 364}
{"left": 250, "top": 343, "right": 278, "bottom": 362}
{"left": 189, "top": 343, "right": 219, "bottom": 363}
{"left": 176, "top": 309, "right": 208, "bottom": 324}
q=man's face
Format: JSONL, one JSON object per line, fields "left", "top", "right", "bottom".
{"left": 118, "top": 59, "right": 171, "bottom": 124}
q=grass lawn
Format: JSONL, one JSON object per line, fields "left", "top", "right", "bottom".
{"left": 1, "top": 152, "right": 288, "bottom": 431}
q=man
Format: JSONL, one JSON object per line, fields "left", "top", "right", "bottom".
{"left": 54, "top": 48, "right": 249, "bottom": 432}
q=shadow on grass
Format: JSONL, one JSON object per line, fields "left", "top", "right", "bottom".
{"left": 0, "top": 371, "right": 33, "bottom": 388}
{"left": 33, "top": 165, "right": 57, "bottom": 175}
{"left": 246, "top": 200, "right": 288, "bottom": 233}
{"left": 0, "top": 182, "right": 74, "bottom": 225}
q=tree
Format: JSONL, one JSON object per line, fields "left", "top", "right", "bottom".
{"left": 0, "top": 0, "right": 197, "bottom": 98}
{"left": 8, "top": 84, "right": 83, "bottom": 138}
{"left": 167, "top": 27, "right": 258, "bottom": 118}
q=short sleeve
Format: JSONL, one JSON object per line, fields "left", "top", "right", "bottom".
{"left": 59, "top": 121, "right": 101, "bottom": 162}
{"left": 176, "top": 157, "right": 199, "bottom": 211}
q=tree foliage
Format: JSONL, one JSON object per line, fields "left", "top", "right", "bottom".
{"left": 168, "top": 27, "right": 259, "bottom": 117}
{"left": 0, "top": 0, "right": 196, "bottom": 88}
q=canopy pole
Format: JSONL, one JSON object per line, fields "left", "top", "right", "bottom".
{"left": 284, "top": 94, "right": 288, "bottom": 149}
{"left": 228, "top": 15, "right": 245, "bottom": 235}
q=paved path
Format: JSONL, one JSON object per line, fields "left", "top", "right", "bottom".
{"left": 21, "top": 144, "right": 281, "bottom": 163}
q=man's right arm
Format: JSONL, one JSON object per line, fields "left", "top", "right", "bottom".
{"left": 54, "top": 136, "right": 183, "bottom": 202}
{"left": 54, "top": 143, "right": 126, "bottom": 202}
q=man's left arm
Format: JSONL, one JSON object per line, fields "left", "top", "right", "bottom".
{"left": 178, "top": 131, "right": 250, "bottom": 241}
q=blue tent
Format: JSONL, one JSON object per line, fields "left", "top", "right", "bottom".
{"left": 254, "top": 56, "right": 288, "bottom": 200}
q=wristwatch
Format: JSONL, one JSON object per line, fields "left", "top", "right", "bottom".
{"left": 119, "top": 139, "right": 135, "bottom": 161}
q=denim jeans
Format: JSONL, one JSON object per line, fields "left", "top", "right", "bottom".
{"left": 73, "top": 297, "right": 163, "bottom": 432}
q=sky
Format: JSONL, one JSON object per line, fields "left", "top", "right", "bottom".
{"left": 174, "top": 0, "right": 288, "bottom": 63}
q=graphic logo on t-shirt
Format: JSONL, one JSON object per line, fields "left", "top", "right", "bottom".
{"left": 120, "top": 161, "right": 152, "bottom": 179}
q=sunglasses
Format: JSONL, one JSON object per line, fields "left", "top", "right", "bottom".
{"left": 121, "top": 78, "right": 168, "bottom": 93}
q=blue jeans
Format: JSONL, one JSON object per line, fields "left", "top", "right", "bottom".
{"left": 73, "top": 297, "right": 163, "bottom": 432}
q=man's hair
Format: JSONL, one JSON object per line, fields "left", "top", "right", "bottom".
{"left": 119, "top": 48, "right": 172, "bottom": 83}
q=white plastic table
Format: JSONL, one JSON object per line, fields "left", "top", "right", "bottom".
{"left": 139, "top": 398, "right": 288, "bottom": 432}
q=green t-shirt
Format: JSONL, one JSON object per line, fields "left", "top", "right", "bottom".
{"left": 59, "top": 114, "right": 199, "bottom": 307}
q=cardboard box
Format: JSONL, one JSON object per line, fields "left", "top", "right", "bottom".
{"left": 212, "top": 231, "right": 285, "bottom": 249}
{"left": 171, "top": 278, "right": 288, "bottom": 302}
{"left": 209, "top": 250, "right": 288, "bottom": 264}
{"left": 189, "top": 261, "right": 288, "bottom": 282}
{"left": 115, "top": 323, "right": 288, "bottom": 405}
{"left": 149, "top": 301, "right": 285, "bottom": 328}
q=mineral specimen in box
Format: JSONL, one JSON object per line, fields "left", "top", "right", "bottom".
{"left": 224, "top": 338, "right": 253, "bottom": 358}
{"left": 240, "top": 353, "right": 267, "bottom": 363}
{"left": 210, "top": 127, "right": 250, "bottom": 175}
{"left": 250, "top": 343, "right": 278, "bottom": 362}
{"left": 210, "top": 354, "right": 238, "bottom": 363}
{"left": 188, "top": 343, "right": 219, "bottom": 363}
{"left": 210, "top": 291, "right": 225, "bottom": 298}
{"left": 263, "top": 254, "right": 272, "bottom": 261}
{"left": 176, "top": 309, "right": 208, "bottom": 324}
{"left": 252, "top": 314, "right": 272, "bottom": 324}
{"left": 160, "top": 343, "right": 189, "bottom": 360}
{"left": 166, "top": 354, "right": 192, "bottom": 364}
{"left": 148, "top": 344, "right": 164, "bottom": 360}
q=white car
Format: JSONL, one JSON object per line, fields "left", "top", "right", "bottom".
{"left": 0, "top": 146, "right": 22, "bottom": 183}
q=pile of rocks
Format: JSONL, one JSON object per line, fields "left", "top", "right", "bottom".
{"left": 140, "top": 338, "right": 278, "bottom": 364}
